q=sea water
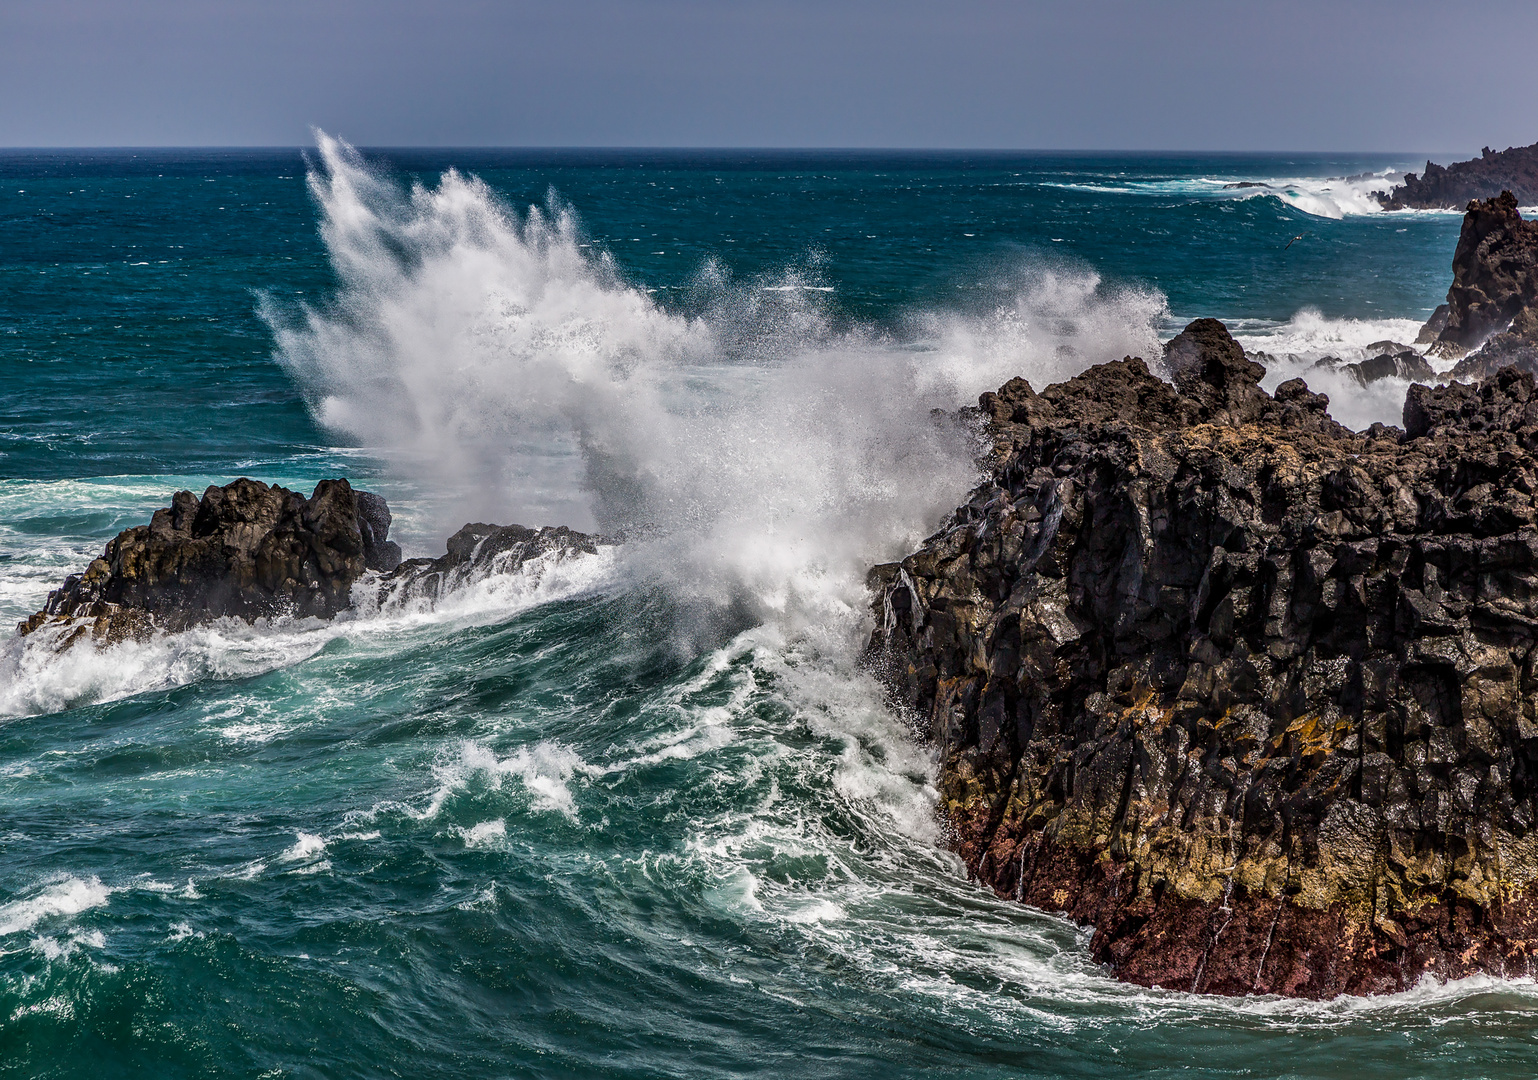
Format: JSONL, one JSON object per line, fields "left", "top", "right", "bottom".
{"left": 3, "top": 139, "right": 1533, "bottom": 1078}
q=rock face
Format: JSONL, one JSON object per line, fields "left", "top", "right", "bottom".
{"left": 1422, "top": 193, "right": 1538, "bottom": 378}
{"left": 868, "top": 319, "right": 1538, "bottom": 998}
{"left": 19, "top": 479, "right": 401, "bottom": 644}
{"left": 1378, "top": 144, "right": 1538, "bottom": 210}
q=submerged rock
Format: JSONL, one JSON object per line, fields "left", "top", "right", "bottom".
{"left": 1378, "top": 144, "right": 1538, "bottom": 210}
{"left": 868, "top": 318, "right": 1538, "bottom": 998}
{"left": 1309, "top": 349, "right": 1435, "bottom": 387}
{"left": 377, "top": 522, "right": 604, "bottom": 606}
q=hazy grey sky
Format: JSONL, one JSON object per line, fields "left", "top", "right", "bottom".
{"left": 4, "top": 0, "right": 1535, "bottom": 151}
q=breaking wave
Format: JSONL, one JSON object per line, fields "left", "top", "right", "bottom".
{"left": 265, "top": 133, "right": 1168, "bottom": 652}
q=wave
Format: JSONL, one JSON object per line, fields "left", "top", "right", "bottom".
{"left": 1226, "top": 309, "right": 1444, "bottom": 430}
{"left": 1041, "top": 169, "right": 1475, "bottom": 220}
{"left": 265, "top": 134, "right": 1168, "bottom": 655}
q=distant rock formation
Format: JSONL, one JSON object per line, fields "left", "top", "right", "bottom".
{"left": 868, "top": 319, "right": 1538, "bottom": 999}
{"left": 1378, "top": 144, "right": 1538, "bottom": 210}
{"left": 17, "top": 479, "right": 602, "bottom": 646}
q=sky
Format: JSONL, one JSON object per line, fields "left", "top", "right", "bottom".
{"left": 3, "top": 0, "right": 1536, "bottom": 152}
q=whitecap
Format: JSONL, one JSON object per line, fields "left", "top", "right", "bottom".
{"left": 0, "top": 876, "right": 113, "bottom": 936}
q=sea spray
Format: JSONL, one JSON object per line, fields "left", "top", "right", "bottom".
{"left": 268, "top": 134, "right": 1170, "bottom": 654}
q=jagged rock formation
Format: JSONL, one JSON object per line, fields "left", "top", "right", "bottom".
{"left": 1309, "top": 348, "right": 1435, "bottom": 387}
{"left": 1420, "top": 193, "right": 1538, "bottom": 379}
{"left": 868, "top": 319, "right": 1538, "bottom": 998}
{"left": 19, "top": 479, "right": 398, "bottom": 644}
{"left": 1378, "top": 144, "right": 1538, "bottom": 210}
{"left": 376, "top": 522, "right": 604, "bottom": 607}
{"left": 18, "top": 478, "right": 604, "bottom": 647}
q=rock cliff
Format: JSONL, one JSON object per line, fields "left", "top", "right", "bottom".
{"left": 868, "top": 319, "right": 1538, "bottom": 998}
{"left": 1378, "top": 144, "right": 1538, "bottom": 210}
{"left": 1423, "top": 192, "right": 1538, "bottom": 373}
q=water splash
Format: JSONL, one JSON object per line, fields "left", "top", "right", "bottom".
{"left": 268, "top": 134, "right": 1169, "bottom": 654}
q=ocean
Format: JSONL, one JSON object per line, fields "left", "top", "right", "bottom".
{"left": 3, "top": 139, "right": 1532, "bottom": 1079}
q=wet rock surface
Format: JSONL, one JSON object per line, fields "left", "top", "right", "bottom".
{"left": 1378, "top": 144, "right": 1538, "bottom": 210}
{"left": 1310, "top": 348, "right": 1435, "bottom": 387}
{"left": 377, "top": 522, "right": 604, "bottom": 606}
{"left": 19, "top": 478, "right": 396, "bottom": 644}
{"left": 16, "top": 481, "right": 603, "bottom": 645}
{"left": 868, "top": 319, "right": 1538, "bottom": 998}
{"left": 1423, "top": 193, "right": 1538, "bottom": 380}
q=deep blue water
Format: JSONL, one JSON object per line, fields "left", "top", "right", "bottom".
{"left": 6, "top": 145, "right": 1531, "bottom": 1080}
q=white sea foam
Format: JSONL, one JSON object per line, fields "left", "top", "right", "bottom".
{"left": 415, "top": 739, "right": 584, "bottom": 823}
{"left": 1226, "top": 309, "right": 1446, "bottom": 430}
{"left": 279, "top": 832, "right": 328, "bottom": 862}
{"left": 0, "top": 876, "right": 113, "bottom": 937}
{"left": 456, "top": 819, "right": 508, "bottom": 847}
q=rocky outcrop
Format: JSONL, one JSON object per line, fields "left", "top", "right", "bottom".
{"left": 868, "top": 319, "right": 1538, "bottom": 998}
{"left": 18, "top": 479, "right": 605, "bottom": 646}
{"left": 376, "top": 522, "right": 603, "bottom": 607}
{"left": 1309, "top": 347, "right": 1435, "bottom": 388}
{"left": 19, "top": 478, "right": 398, "bottom": 644}
{"left": 1378, "top": 144, "right": 1538, "bottom": 210}
{"left": 1422, "top": 193, "right": 1538, "bottom": 376}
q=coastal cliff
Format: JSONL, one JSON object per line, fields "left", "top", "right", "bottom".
{"left": 1378, "top": 144, "right": 1538, "bottom": 210}
{"left": 868, "top": 319, "right": 1538, "bottom": 998}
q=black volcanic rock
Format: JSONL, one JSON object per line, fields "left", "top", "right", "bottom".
{"left": 1379, "top": 144, "right": 1538, "bottom": 210}
{"left": 1428, "top": 192, "right": 1538, "bottom": 357}
{"left": 1310, "top": 350, "right": 1436, "bottom": 387}
{"left": 1413, "top": 192, "right": 1538, "bottom": 383}
{"left": 19, "top": 478, "right": 393, "bottom": 644}
{"left": 377, "top": 522, "right": 604, "bottom": 605}
{"left": 868, "top": 319, "right": 1538, "bottom": 999}
{"left": 19, "top": 480, "right": 608, "bottom": 647}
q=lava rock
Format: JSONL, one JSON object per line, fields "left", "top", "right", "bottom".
{"left": 1425, "top": 192, "right": 1538, "bottom": 361}
{"left": 377, "top": 522, "right": 603, "bottom": 606}
{"left": 1354, "top": 350, "right": 1437, "bottom": 385}
{"left": 868, "top": 318, "right": 1538, "bottom": 999}
{"left": 1378, "top": 144, "right": 1538, "bottom": 210}
{"left": 19, "top": 478, "right": 394, "bottom": 644}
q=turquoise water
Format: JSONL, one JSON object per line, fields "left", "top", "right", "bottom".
{"left": 5, "top": 142, "right": 1535, "bottom": 1079}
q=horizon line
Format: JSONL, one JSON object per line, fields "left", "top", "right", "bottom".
{"left": 0, "top": 144, "right": 1458, "bottom": 158}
